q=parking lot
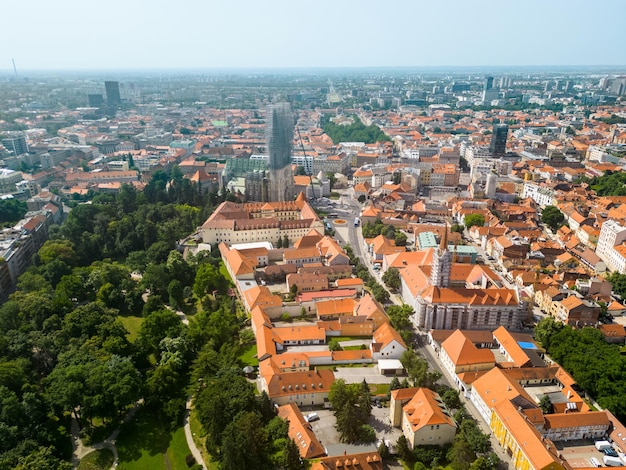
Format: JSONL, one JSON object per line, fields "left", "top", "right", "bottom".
{"left": 307, "top": 405, "right": 402, "bottom": 458}
{"left": 333, "top": 366, "right": 397, "bottom": 384}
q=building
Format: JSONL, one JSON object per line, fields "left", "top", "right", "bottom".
{"left": 105, "top": 81, "right": 121, "bottom": 106}
{"left": 596, "top": 220, "right": 626, "bottom": 273}
{"left": 0, "top": 169, "right": 23, "bottom": 194}
{"left": 199, "top": 197, "right": 325, "bottom": 246}
{"left": 399, "top": 388, "right": 456, "bottom": 449}
{"left": 277, "top": 404, "right": 325, "bottom": 459}
{"left": 489, "top": 124, "right": 509, "bottom": 157}
{"left": 311, "top": 452, "right": 383, "bottom": 470}
{"left": 88, "top": 94, "right": 104, "bottom": 107}
{"left": 267, "top": 102, "right": 295, "bottom": 202}
{"left": 401, "top": 231, "right": 525, "bottom": 331}
{"left": 1, "top": 134, "right": 29, "bottom": 156}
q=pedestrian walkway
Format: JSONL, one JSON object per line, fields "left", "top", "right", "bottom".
{"left": 183, "top": 397, "right": 207, "bottom": 469}
{"left": 71, "top": 399, "right": 143, "bottom": 469}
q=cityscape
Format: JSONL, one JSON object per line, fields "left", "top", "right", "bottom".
{"left": 1, "top": 2, "right": 626, "bottom": 469}
{"left": 1, "top": 64, "right": 626, "bottom": 470}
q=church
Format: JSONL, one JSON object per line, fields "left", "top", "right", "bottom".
{"left": 398, "top": 230, "right": 527, "bottom": 330}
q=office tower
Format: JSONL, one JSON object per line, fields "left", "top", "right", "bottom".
{"left": 489, "top": 124, "right": 508, "bottom": 157}
{"left": 484, "top": 76, "right": 494, "bottom": 91}
{"left": 1, "top": 134, "right": 28, "bottom": 156}
{"left": 482, "top": 76, "right": 498, "bottom": 104}
{"left": 105, "top": 81, "right": 121, "bottom": 106}
{"left": 88, "top": 94, "right": 104, "bottom": 107}
{"left": 266, "top": 102, "right": 294, "bottom": 202}
{"left": 544, "top": 81, "right": 552, "bottom": 92}
{"left": 565, "top": 80, "right": 573, "bottom": 93}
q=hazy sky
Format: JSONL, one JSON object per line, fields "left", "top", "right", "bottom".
{"left": 2, "top": 0, "right": 625, "bottom": 71}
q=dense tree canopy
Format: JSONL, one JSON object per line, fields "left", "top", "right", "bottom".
{"left": 534, "top": 318, "right": 626, "bottom": 422}
{"left": 464, "top": 214, "right": 485, "bottom": 229}
{"left": 0, "top": 198, "right": 27, "bottom": 226}
{"left": 323, "top": 116, "right": 390, "bottom": 144}
{"left": 541, "top": 205, "right": 566, "bottom": 231}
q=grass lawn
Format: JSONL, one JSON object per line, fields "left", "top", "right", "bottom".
{"left": 77, "top": 449, "right": 115, "bottom": 470}
{"left": 343, "top": 345, "right": 368, "bottom": 351}
{"left": 369, "top": 383, "right": 389, "bottom": 396}
{"left": 238, "top": 343, "right": 258, "bottom": 367}
{"left": 118, "top": 315, "right": 142, "bottom": 343}
{"left": 333, "top": 336, "right": 372, "bottom": 342}
{"left": 219, "top": 261, "right": 234, "bottom": 286}
{"left": 116, "top": 409, "right": 191, "bottom": 470}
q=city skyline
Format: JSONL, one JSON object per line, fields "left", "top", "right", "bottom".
{"left": 2, "top": 0, "right": 625, "bottom": 72}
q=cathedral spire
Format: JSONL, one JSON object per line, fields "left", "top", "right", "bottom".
{"left": 439, "top": 223, "right": 449, "bottom": 252}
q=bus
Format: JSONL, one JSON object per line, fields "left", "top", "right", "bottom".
{"left": 328, "top": 213, "right": 338, "bottom": 218}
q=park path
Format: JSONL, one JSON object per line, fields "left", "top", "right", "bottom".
{"left": 183, "top": 397, "right": 207, "bottom": 469}
{"left": 71, "top": 399, "right": 143, "bottom": 469}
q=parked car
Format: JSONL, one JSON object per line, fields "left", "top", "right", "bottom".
{"left": 305, "top": 412, "right": 319, "bottom": 422}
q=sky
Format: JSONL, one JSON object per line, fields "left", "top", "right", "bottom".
{"left": 1, "top": 0, "right": 625, "bottom": 71}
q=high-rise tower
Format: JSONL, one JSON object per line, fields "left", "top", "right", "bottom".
{"left": 489, "top": 124, "right": 508, "bottom": 157}
{"left": 266, "top": 102, "right": 294, "bottom": 202}
{"left": 105, "top": 81, "right": 121, "bottom": 106}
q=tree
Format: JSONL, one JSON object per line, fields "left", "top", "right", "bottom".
{"left": 441, "top": 388, "right": 462, "bottom": 410}
{"left": 448, "top": 435, "right": 476, "bottom": 470}
{"left": 276, "top": 237, "right": 283, "bottom": 249}
{"left": 394, "top": 231, "right": 408, "bottom": 246}
{"left": 541, "top": 205, "right": 565, "bottom": 231}
{"left": 459, "top": 419, "right": 490, "bottom": 454}
{"left": 386, "top": 304, "right": 413, "bottom": 344}
{"left": 193, "top": 263, "right": 227, "bottom": 298}
{"left": 328, "top": 379, "right": 372, "bottom": 443}
{"left": 464, "top": 214, "right": 485, "bottom": 229}
{"left": 282, "top": 235, "right": 290, "bottom": 248}
{"left": 195, "top": 370, "right": 257, "bottom": 454}
{"left": 401, "top": 350, "right": 441, "bottom": 389}
{"left": 382, "top": 268, "right": 401, "bottom": 292}
{"left": 469, "top": 453, "right": 500, "bottom": 470}
{"left": 370, "top": 283, "right": 389, "bottom": 303}
{"left": 451, "top": 224, "right": 465, "bottom": 233}
{"left": 607, "top": 272, "right": 626, "bottom": 299}
{"left": 539, "top": 395, "right": 553, "bottom": 414}
{"left": 221, "top": 411, "right": 269, "bottom": 470}
{"left": 358, "top": 195, "right": 366, "bottom": 203}
{"left": 328, "top": 338, "right": 342, "bottom": 351}
{"left": 534, "top": 317, "right": 564, "bottom": 350}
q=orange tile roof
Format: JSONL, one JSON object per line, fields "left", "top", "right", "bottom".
{"left": 492, "top": 400, "right": 562, "bottom": 470}
{"left": 277, "top": 404, "right": 326, "bottom": 459}
{"left": 403, "top": 388, "right": 456, "bottom": 432}
{"left": 316, "top": 298, "right": 355, "bottom": 317}
{"left": 265, "top": 369, "right": 335, "bottom": 399}
{"left": 311, "top": 452, "right": 383, "bottom": 470}
{"left": 493, "top": 326, "right": 531, "bottom": 367}
{"left": 372, "top": 322, "right": 406, "bottom": 349}
{"left": 441, "top": 330, "right": 495, "bottom": 366}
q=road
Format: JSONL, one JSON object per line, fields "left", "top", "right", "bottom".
{"left": 327, "top": 189, "right": 401, "bottom": 306}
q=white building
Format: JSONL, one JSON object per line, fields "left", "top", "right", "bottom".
{"left": 522, "top": 182, "right": 556, "bottom": 208}
{"left": 596, "top": 220, "right": 626, "bottom": 273}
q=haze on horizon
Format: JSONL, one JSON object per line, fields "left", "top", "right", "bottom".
{"left": 2, "top": 0, "right": 625, "bottom": 72}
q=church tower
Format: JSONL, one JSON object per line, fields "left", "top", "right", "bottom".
{"left": 430, "top": 225, "right": 452, "bottom": 288}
